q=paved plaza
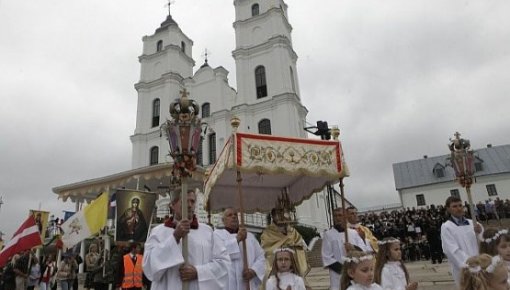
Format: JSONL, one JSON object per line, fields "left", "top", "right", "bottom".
{"left": 307, "top": 260, "right": 455, "bottom": 290}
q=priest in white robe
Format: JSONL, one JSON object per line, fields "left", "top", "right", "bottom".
{"left": 441, "top": 196, "right": 483, "bottom": 287}
{"left": 322, "top": 207, "right": 372, "bottom": 290}
{"left": 143, "top": 190, "right": 229, "bottom": 290}
{"left": 214, "top": 208, "right": 266, "bottom": 290}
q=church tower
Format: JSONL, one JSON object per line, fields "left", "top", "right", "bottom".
{"left": 131, "top": 12, "right": 195, "bottom": 168}
{"left": 232, "top": 0, "right": 307, "bottom": 138}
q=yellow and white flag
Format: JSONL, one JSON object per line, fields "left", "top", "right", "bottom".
{"left": 61, "top": 192, "right": 108, "bottom": 248}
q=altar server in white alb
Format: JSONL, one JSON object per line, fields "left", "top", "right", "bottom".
{"left": 322, "top": 207, "right": 373, "bottom": 290}
{"left": 143, "top": 190, "right": 229, "bottom": 290}
{"left": 214, "top": 207, "right": 266, "bottom": 290}
{"left": 440, "top": 196, "right": 483, "bottom": 287}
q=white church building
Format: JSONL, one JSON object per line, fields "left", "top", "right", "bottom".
{"left": 393, "top": 144, "right": 510, "bottom": 209}
{"left": 54, "top": 0, "right": 333, "bottom": 231}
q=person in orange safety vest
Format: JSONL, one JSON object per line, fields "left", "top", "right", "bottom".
{"left": 120, "top": 242, "right": 143, "bottom": 290}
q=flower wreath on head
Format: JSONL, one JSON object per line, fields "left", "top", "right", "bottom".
{"left": 273, "top": 247, "right": 295, "bottom": 255}
{"left": 377, "top": 238, "right": 400, "bottom": 245}
{"left": 462, "top": 255, "right": 502, "bottom": 274}
{"left": 482, "top": 229, "right": 508, "bottom": 244}
{"left": 341, "top": 254, "right": 374, "bottom": 264}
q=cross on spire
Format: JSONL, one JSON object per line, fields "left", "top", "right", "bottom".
{"left": 202, "top": 48, "right": 211, "bottom": 64}
{"left": 166, "top": 0, "right": 175, "bottom": 15}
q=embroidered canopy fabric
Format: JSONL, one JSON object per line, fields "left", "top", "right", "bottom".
{"left": 204, "top": 133, "right": 345, "bottom": 213}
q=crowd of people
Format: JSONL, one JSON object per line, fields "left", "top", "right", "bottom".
{"left": 2, "top": 194, "right": 510, "bottom": 290}
{"left": 357, "top": 204, "right": 447, "bottom": 264}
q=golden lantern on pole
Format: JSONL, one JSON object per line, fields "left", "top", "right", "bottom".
{"left": 161, "top": 88, "right": 202, "bottom": 290}
{"left": 448, "top": 132, "right": 476, "bottom": 222}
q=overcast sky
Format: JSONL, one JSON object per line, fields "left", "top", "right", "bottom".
{"left": 1, "top": 0, "right": 510, "bottom": 237}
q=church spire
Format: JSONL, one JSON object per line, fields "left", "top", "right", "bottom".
{"left": 200, "top": 48, "right": 211, "bottom": 68}
{"left": 156, "top": 0, "right": 178, "bottom": 33}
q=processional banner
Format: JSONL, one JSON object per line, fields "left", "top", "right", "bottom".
{"left": 115, "top": 190, "right": 157, "bottom": 243}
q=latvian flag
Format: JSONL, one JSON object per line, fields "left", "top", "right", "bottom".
{"left": 0, "top": 215, "right": 43, "bottom": 267}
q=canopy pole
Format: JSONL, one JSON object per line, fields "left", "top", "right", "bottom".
{"left": 236, "top": 170, "right": 251, "bottom": 290}
{"left": 339, "top": 179, "right": 348, "bottom": 244}
{"left": 331, "top": 126, "right": 349, "bottom": 246}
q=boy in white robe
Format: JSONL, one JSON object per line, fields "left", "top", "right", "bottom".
{"left": 143, "top": 190, "right": 229, "bottom": 290}
{"left": 322, "top": 207, "right": 372, "bottom": 290}
{"left": 214, "top": 208, "right": 266, "bottom": 290}
{"left": 440, "top": 196, "right": 483, "bottom": 287}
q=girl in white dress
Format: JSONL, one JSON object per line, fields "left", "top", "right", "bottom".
{"left": 266, "top": 248, "right": 306, "bottom": 290}
{"left": 460, "top": 254, "right": 509, "bottom": 290}
{"left": 340, "top": 251, "right": 383, "bottom": 290}
{"left": 480, "top": 227, "right": 510, "bottom": 283}
{"left": 374, "top": 237, "right": 418, "bottom": 290}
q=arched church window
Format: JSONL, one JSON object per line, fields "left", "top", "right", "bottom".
{"left": 208, "top": 133, "right": 216, "bottom": 164}
{"left": 252, "top": 4, "right": 259, "bottom": 16}
{"left": 150, "top": 146, "right": 159, "bottom": 165}
{"left": 181, "top": 41, "right": 186, "bottom": 53}
{"left": 255, "top": 66, "right": 267, "bottom": 99}
{"left": 258, "top": 119, "right": 271, "bottom": 135}
{"left": 202, "top": 103, "right": 210, "bottom": 118}
{"left": 156, "top": 40, "right": 163, "bottom": 52}
{"left": 152, "top": 99, "right": 160, "bottom": 127}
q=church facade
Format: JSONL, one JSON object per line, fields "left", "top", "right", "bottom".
{"left": 130, "top": 0, "right": 330, "bottom": 230}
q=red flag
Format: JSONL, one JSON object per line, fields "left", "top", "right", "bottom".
{"left": 0, "top": 216, "right": 42, "bottom": 267}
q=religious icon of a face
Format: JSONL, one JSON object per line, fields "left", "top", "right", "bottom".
{"left": 131, "top": 198, "right": 140, "bottom": 209}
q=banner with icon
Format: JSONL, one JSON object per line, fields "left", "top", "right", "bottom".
{"left": 29, "top": 210, "right": 50, "bottom": 241}
{"left": 115, "top": 190, "right": 157, "bottom": 243}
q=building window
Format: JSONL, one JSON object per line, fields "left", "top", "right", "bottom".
{"left": 202, "top": 103, "right": 210, "bottom": 118}
{"left": 475, "top": 161, "right": 483, "bottom": 172}
{"left": 156, "top": 40, "right": 163, "bottom": 52}
{"left": 416, "top": 194, "right": 426, "bottom": 206}
{"left": 181, "top": 41, "right": 186, "bottom": 53}
{"left": 255, "top": 66, "right": 267, "bottom": 98}
{"left": 150, "top": 146, "right": 159, "bottom": 165}
{"left": 433, "top": 163, "right": 445, "bottom": 178}
{"left": 450, "top": 189, "right": 460, "bottom": 198}
{"left": 152, "top": 99, "right": 160, "bottom": 127}
{"left": 258, "top": 119, "right": 271, "bottom": 135}
{"left": 208, "top": 133, "right": 216, "bottom": 164}
{"left": 252, "top": 4, "right": 259, "bottom": 16}
{"left": 487, "top": 184, "right": 498, "bottom": 196}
